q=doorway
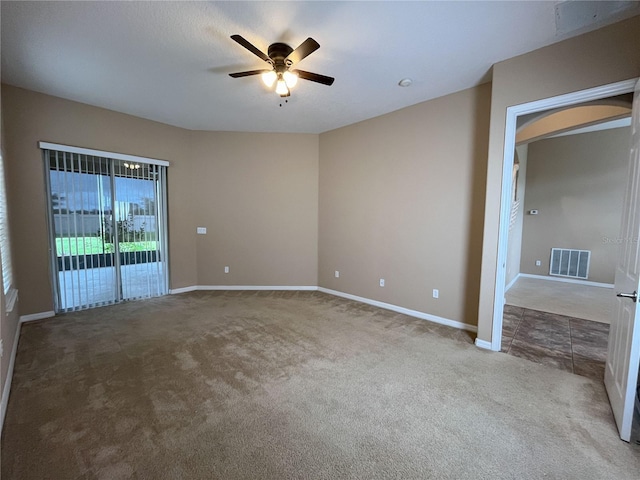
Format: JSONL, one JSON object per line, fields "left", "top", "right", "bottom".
{"left": 489, "top": 79, "right": 638, "bottom": 351}
{"left": 490, "top": 78, "right": 640, "bottom": 441}
{"left": 42, "top": 143, "right": 169, "bottom": 313}
{"left": 500, "top": 115, "right": 631, "bottom": 380}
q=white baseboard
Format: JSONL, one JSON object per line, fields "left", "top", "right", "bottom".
{"left": 504, "top": 273, "right": 520, "bottom": 293}
{"left": 318, "top": 287, "right": 478, "bottom": 333}
{"left": 2, "top": 310, "right": 54, "bottom": 432}
{"left": 19, "top": 311, "right": 55, "bottom": 323}
{"left": 518, "top": 273, "right": 613, "bottom": 289}
{"left": 171, "top": 284, "right": 477, "bottom": 332}
{"left": 198, "top": 285, "right": 318, "bottom": 291}
{"left": 172, "top": 285, "right": 478, "bottom": 332}
{"left": 169, "top": 286, "right": 198, "bottom": 294}
{"left": 1, "top": 320, "right": 22, "bottom": 434}
{"left": 474, "top": 338, "right": 493, "bottom": 350}
{"left": 171, "top": 285, "right": 318, "bottom": 294}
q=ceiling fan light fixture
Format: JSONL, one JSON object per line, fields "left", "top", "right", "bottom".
{"left": 275, "top": 78, "right": 289, "bottom": 97}
{"left": 262, "top": 70, "right": 277, "bottom": 87}
{"left": 283, "top": 70, "right": 298, "bottom": 88}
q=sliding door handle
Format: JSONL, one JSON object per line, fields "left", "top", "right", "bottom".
{"left": 616, "top": 291, "right": 638, "bottom": 302}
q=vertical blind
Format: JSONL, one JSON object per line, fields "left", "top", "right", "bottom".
{"left": 0, "top": 148, "right": 14, "bottom": 295}
{"left": 41, "top": 143, "right": 169, "bottom": 313}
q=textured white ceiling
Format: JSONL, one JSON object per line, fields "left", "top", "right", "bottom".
{"left": 2, "top": 1, "right": 639, "bottom": 134}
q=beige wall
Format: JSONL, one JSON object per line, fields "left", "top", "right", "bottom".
{"left": 478, "top": 15, "right": 640, "bottom": 342}
{"left": 318, "top": 83, "right": 491, "bottom": 327}
{"left": 188, "top": 131, "right": 318, "bottom": 286}
{"left": 1, "top": 85, "right": 319, "bottom": 316}
{"left": 520, "top": 128, "right": 629, "bottom": 284}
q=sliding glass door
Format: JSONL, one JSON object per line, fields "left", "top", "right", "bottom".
{"left": 43, "top": 145, "right": 169, "bottom": 312}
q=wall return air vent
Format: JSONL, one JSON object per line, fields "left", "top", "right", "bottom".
{"left": 550, "top": 248, "right": 590, "bottom": 280}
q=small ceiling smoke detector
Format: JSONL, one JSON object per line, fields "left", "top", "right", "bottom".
{"left": 398, "top": 78, "right": 413, "bottom": 87}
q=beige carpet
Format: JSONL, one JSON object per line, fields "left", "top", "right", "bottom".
{"left": 2, "top": 291, "right": 639, "bottom": 479}
{"left": 506, "top": 276, "right": 614, "bottom": 324}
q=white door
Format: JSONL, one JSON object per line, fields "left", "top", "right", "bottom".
{"left": 606, "top": 79, "right": 640, "bottom": 442}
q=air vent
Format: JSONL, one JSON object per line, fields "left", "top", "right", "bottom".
{"left": 555, "top": 1, "right": 640, "bottom": 36}
{"left": 550, "top": 248, "right": 590, "bottom": 280}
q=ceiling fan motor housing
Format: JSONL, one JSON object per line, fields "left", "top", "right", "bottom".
{"left": 268, "top": 43, "right": 294, "bottom": 72}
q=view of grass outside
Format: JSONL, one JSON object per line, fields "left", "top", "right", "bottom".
{"left": 56, "top": 236, "right": 157, "bottom": 256}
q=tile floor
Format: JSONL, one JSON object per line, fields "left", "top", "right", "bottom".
{"left": 502, "top": 305, "right": 609, "bottom": 381}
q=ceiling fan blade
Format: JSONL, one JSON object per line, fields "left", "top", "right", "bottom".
{"left": 285, "top": 38, "right": 320, "bottom": 65}
{"left": 230, "top": 35, "right": 271, "bottom": 63}
{"left": 293, "top": 69, "right": 335, "bottom": 86}
{"left": 229, "top": 69, "right": 271, "bottom": 78}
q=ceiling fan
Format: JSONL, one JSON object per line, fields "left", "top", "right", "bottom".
{"left": 229, "top": 35, "right": 335, "bottom": 98}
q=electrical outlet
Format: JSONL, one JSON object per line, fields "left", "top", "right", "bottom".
{"left": 535, "top": 260, "right": 541, "bottom": 266}
{"left": 433, "top": 289, "right": 439, "bottom": 299}
{"left": 335, "top": 270, "right": 340, "bottom": 278}
{"left": 196, "top": 227, "right": 207, "bottom": 235}
{"left": 224, "top": 266, "right": 229, "bottom": 274}
{"left": 379, "top": 278, "right": 385, "bottom": 287}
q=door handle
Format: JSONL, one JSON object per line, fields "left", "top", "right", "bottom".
{"left": 616, "top": 291, "right": 638, "bottom": 302}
